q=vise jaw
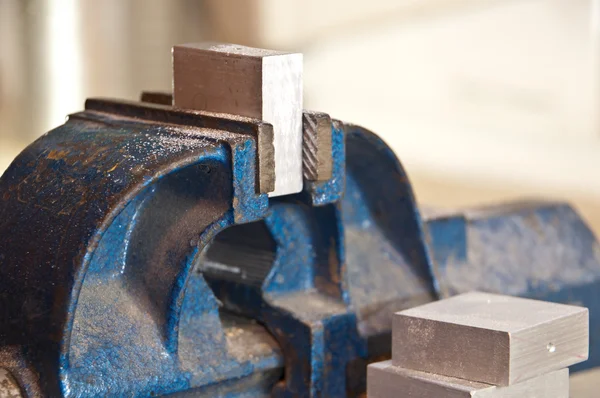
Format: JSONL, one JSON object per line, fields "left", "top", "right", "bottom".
{"left": 1, "top": 43, "right": 599, "bottom": 397}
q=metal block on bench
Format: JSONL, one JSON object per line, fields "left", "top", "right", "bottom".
{"left": 368, "top": 361, "right": 569, "bottom": 398}
{"left": 392, "top": 291, "right": 588, "bottom": 385}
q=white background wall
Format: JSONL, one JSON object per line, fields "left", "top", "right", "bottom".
{"left": 303, "top": 0, "right": 600, "bottom": 199}
{"left": 2, "top": 0, "right": 599, "bottom": 207}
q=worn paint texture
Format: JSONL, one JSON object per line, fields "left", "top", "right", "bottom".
{"left": 0, "top": 99, "right": 597, "bottom": 397}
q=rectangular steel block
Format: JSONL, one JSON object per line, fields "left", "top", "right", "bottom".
{"left": 392, "top": 291, "right": 588, "bottom": 385}
{"left": 173, "top": 43, "right": 303, "bottom": 197}
{"left": 368, "top": 360, "right": 569, "bottom": 398}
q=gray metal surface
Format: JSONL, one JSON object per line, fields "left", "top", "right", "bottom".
{"left": 368, "top": 361, "right": 569, "bottom": 398}
{"left": 86, "top": 97, "right": 276, "bottom": 195}
{"left": 173, "top": 43, "right": 303, "bottom": 197}
{"left": 571, "top": 367, "right": 600, "bottom": 398}
{"left": 393, "top": 291, "right": 588, "bottom": 385}
{"left": 302, "top": 110, "right": 333, "bottom": 182}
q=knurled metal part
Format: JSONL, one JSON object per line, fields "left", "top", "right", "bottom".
{"left": 302, "top": 110, "right": 333, "bottom": 182}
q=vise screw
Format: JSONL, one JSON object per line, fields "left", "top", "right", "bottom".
{"left": 1, "top": 43, "right": 599, "bottom": 397}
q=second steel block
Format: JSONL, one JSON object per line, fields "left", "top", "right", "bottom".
{"left": 392, "top": 291, "right": 588, "bottom": 385}
{"left": 368, "top": 361, "right": 569, "bottom": 398}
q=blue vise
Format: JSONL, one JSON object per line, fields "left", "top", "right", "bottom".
{"left": 0, "top": 97, "right": 599, "bottom": 397}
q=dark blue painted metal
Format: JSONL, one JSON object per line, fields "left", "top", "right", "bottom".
{"left": 0, "top": 97, "right": 598, "bottom": 397}
{"left": 0, "top": 101, "right": 278, "bottom": 397}
{"left": 423, "top": 201, "right": 600, "bottom": 372}
{"left": 206, "top": 124, "right": 436, "bottom": 397}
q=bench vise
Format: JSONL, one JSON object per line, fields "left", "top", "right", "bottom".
{"left": 1, "top": 43, "right": 599, "bottom": 397}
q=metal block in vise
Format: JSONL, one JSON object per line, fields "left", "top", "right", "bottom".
{"left": 0, "top": 42, "right": 598, "bottom": 397}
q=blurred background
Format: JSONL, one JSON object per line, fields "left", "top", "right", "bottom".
{"left": 2, "top": 0, "right": 600, "bottom": 215}
{"left": 0, "top": 0, "right": 598, "bottom": 394}
{"left": 3, "top": 0, "right": 600, "bottom": 223}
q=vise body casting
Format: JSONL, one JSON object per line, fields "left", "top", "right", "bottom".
{"left": 1, "top": 43, "right": 599, "bottom": 397}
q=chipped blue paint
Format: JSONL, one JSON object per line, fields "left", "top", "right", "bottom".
{"left": 0, "top": 99, "right": 598, "bottom": 397}
{"left": 205, "top": 124, "right": 434, "bottom": 397}
{"left": 0, "top": 103, "right": 277, "bottom": 397}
